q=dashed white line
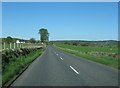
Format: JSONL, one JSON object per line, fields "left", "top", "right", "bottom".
{"left": 70, "top": 66, "right": 79, "bottom": 75}
{"left": 60, "top": 57, "right": 63, "bottom": 60}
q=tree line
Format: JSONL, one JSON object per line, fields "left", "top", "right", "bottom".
{"left": 2, "top": 36, "right": 37, "bottom": 44}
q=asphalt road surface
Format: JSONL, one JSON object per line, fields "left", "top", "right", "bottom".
{"left": 12, "top": 45, "right": 118, "bottom": 86}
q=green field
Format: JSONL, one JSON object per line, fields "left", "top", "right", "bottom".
{"left": 55, "top": 43, "right": 118, "bottom": 53}
{"left": 55, "top": 43, "right": 118, "bottom": 69}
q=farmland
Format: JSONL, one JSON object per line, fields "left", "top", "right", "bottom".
{"left": 54, "top": 41, "right": 118, "bottom": 69}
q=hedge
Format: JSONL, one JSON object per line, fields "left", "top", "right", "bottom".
{"left": 2, "top": 47, "right": 42, "bottom": 72}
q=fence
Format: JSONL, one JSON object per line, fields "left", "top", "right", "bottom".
{"left": 0, "top": 42, "right": 43, "bottom": 51}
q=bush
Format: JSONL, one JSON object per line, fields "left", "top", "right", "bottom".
{"left": 72, "top": 42, "right": 78, "bottom": 46}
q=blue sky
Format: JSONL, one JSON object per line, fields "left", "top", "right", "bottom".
{"left": 2, "top": 2, "right": 118, "bottom": 41}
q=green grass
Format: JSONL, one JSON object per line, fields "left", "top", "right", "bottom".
{"left": 55, "top": 43, "right": 118, "bottom": 53}
{"left": 0, "top": 44, "right": 2, "bottom": 50}
{"left": 55, "top": 43, "right": 118, "bottom": 69}
{"left": 2, "top": 48, "right": 45, "bottom": 85}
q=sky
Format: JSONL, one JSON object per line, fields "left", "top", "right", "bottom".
{"left": 2, "top": 2, "right": 118, "bottom": 41}
{"left": 2, "top": 0, "right": 120, "bottom": 2}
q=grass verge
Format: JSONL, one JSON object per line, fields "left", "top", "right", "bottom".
{"left": 55, "top": 45, "right": 118, "bottom": 69}
{"left": 2, "top": 47, "right": 45, "bottom": 86}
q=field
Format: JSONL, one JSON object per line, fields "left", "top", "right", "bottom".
{"left": 54, "top": 43, "right": 118, "bottom": 69}
{"left": 55, "top": 43, "right": 118, "bottom": 53}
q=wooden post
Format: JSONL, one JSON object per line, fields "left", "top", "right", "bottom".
{"left": 14, "top": 43, "right": 16, "bottom": 49}
{"left": 4, "top": 42, "right": 5, "bottom": 50}
{"left": 17, "top": 43, "right": 18, "bottom": 48}
{"left": 20, "top": 44, "right": 21, "bottom": 48}
{"left": 10, "top": 43, "right": 12, "bottom": 49}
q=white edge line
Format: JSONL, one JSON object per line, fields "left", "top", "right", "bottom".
{"left": 70, "top": 66, "right": 79, "bottom": 74}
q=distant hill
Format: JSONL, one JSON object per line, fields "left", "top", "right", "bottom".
{"left": 51, "top": 40, "right": 118, "bottom": 42}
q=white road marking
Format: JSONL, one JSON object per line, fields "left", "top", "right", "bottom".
{"left": 60, "top": 57, "right": 63, "bottom": 60}
{"left": 70, "top": 66, "right": 79, "bottom": 74}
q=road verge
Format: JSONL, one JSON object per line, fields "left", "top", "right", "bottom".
{"left": 54, "top": 45, "right": 118, "bottom": 69}
{"left": 2, "top": 47, "right": 46, "bottom": 87}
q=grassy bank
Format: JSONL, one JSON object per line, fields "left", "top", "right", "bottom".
{"left": 55, "top": 44, "right": 118, "bottom": 69}
{"left": 2, "top": 47, "right": 45, "bottom": 85}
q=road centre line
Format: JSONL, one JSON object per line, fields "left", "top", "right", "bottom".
{"left": 70, "top": 66, "right": 79, "bottom": 75}
{"left": 60, "top": 57, "right": 63, "bottom": 60}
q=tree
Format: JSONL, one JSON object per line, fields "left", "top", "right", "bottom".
{"left": 29, "top": 38, "right": 36, "bottom": 43}
{"left": 73, "top": 42, "right": 78, "bottom": 46}
{"left": 38, "top": 28, "right": 49, "bottom": 43}
{"left": 6, "top": 36, "right": 13, "bottom": 43}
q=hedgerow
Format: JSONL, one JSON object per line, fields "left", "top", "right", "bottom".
{"left": 2, "top": 47, "right": 44, "bottom": 86}
{"left": 2, "top": 48, "right": 42, "bottom": 72}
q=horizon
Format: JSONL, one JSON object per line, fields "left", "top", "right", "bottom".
{"left": 0, "top": 36, "right": 119, "bottom": 42}
{"left": 2, "top": 2, "right": 118, "bottom": 41}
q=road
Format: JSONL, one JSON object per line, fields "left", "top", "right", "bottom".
{"left": 12, "top": 45, "right": 118, "bottom": 86}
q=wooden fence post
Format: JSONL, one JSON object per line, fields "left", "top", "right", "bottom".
{"left": 17, "top": 43, "right": 18, "bottom": 48}
{"left": 14, "top": 43, "right": 16, "bottom": 49}
{"left": 20, "top": 44, "right": 21, "bottom": 48}
{"left": 4, "top": 42, "right": 5, "bottom": 50}
{"left": 10, "top": 43, "right": 12, "bottom": 49}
